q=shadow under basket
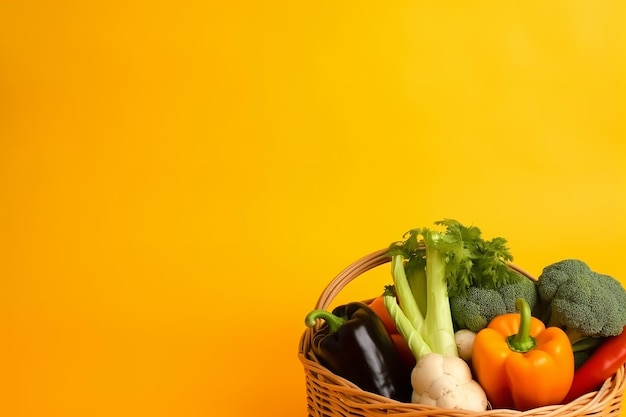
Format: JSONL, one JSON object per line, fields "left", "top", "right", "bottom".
{"left": 298, "top": 248, "right": 626, "bottom": 417}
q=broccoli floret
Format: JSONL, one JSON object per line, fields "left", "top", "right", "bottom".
{"left": 536, "top": 259, "right": 626, "bottom": 345}
{"left": 450, "top": 287, "right": 506, "bottom": 331}
{"left": 450, "top": 275, "right": 538, "bottom": 332}
{"left": 497, "top": 276, "right": 538, "bottom": 313}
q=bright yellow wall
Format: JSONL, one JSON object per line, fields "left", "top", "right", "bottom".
{"left": 1, "top": 1, "right": 624, "bottom": 416}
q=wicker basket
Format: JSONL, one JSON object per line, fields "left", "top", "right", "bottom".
{"left": 298, "top": 248, "right": 626, "bottom": 417}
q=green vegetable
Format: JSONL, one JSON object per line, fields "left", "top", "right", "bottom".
{"left": 450, "top": 277, "right": 538, "bottom": 332}
{"left": 384, "top": 219, "right": 522, "bottom": 357}
{"left": 384, "top": 231, "right": 457, "bottom": 358}
{"left": 383, "top": 268, "right": 487, "bottom": 410}
{"left": 497, "top": 277, "right": 538, "bottom": 312}
{"left": 535, "top": 259, "right": 626, "bottom": 349}
{"left": 389, "top": 219, "right": 520, "bottom": 338}
{"left": 382, "top": 219, "right": 520, "bottom": 411}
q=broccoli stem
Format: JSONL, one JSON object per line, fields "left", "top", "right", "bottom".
{"left": 305, "top": 310, "right": 346, "bottom": 333}
{"left": 506, "top": 298, "right": 536, "bottom": 353}
{"left": 571, "top": 336, "right": 603, "bottom": 353}
{"left": 564, "top": 327, "right": 588, "bottom": 346}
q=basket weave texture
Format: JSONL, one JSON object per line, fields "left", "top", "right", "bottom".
{"left": 298, "top": 248, "right": 626, "bottom": 417}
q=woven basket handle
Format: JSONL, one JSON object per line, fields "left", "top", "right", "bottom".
{"left": 314, "top": 248, "right": 536, "bottom": 311}
{"left": 314, "top": 248, "right": 390, "bottom": 311}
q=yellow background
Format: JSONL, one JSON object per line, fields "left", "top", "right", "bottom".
{"left": 1, "top": 1, "right": 625, "bottom": 416}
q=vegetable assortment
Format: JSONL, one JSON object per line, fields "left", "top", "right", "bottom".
{"left": 303, "top": 219, "right": 626, "bottom": 412}
{"left": 382, "top": 259, "right": 488, "bottom": 411}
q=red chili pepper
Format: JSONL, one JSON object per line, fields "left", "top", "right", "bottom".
{"left": 563, "top": 326, "right": 626, "bottom": 403}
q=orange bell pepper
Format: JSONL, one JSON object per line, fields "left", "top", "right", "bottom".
{"left": 472, "top": 298, "right": 574, "bottom": 411}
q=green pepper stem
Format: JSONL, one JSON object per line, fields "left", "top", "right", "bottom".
{"left": 506, "top": 298, "right": 536, "bottom": 353}
{"left": 305, "top": 310, "right": 346, "bottom": 333}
